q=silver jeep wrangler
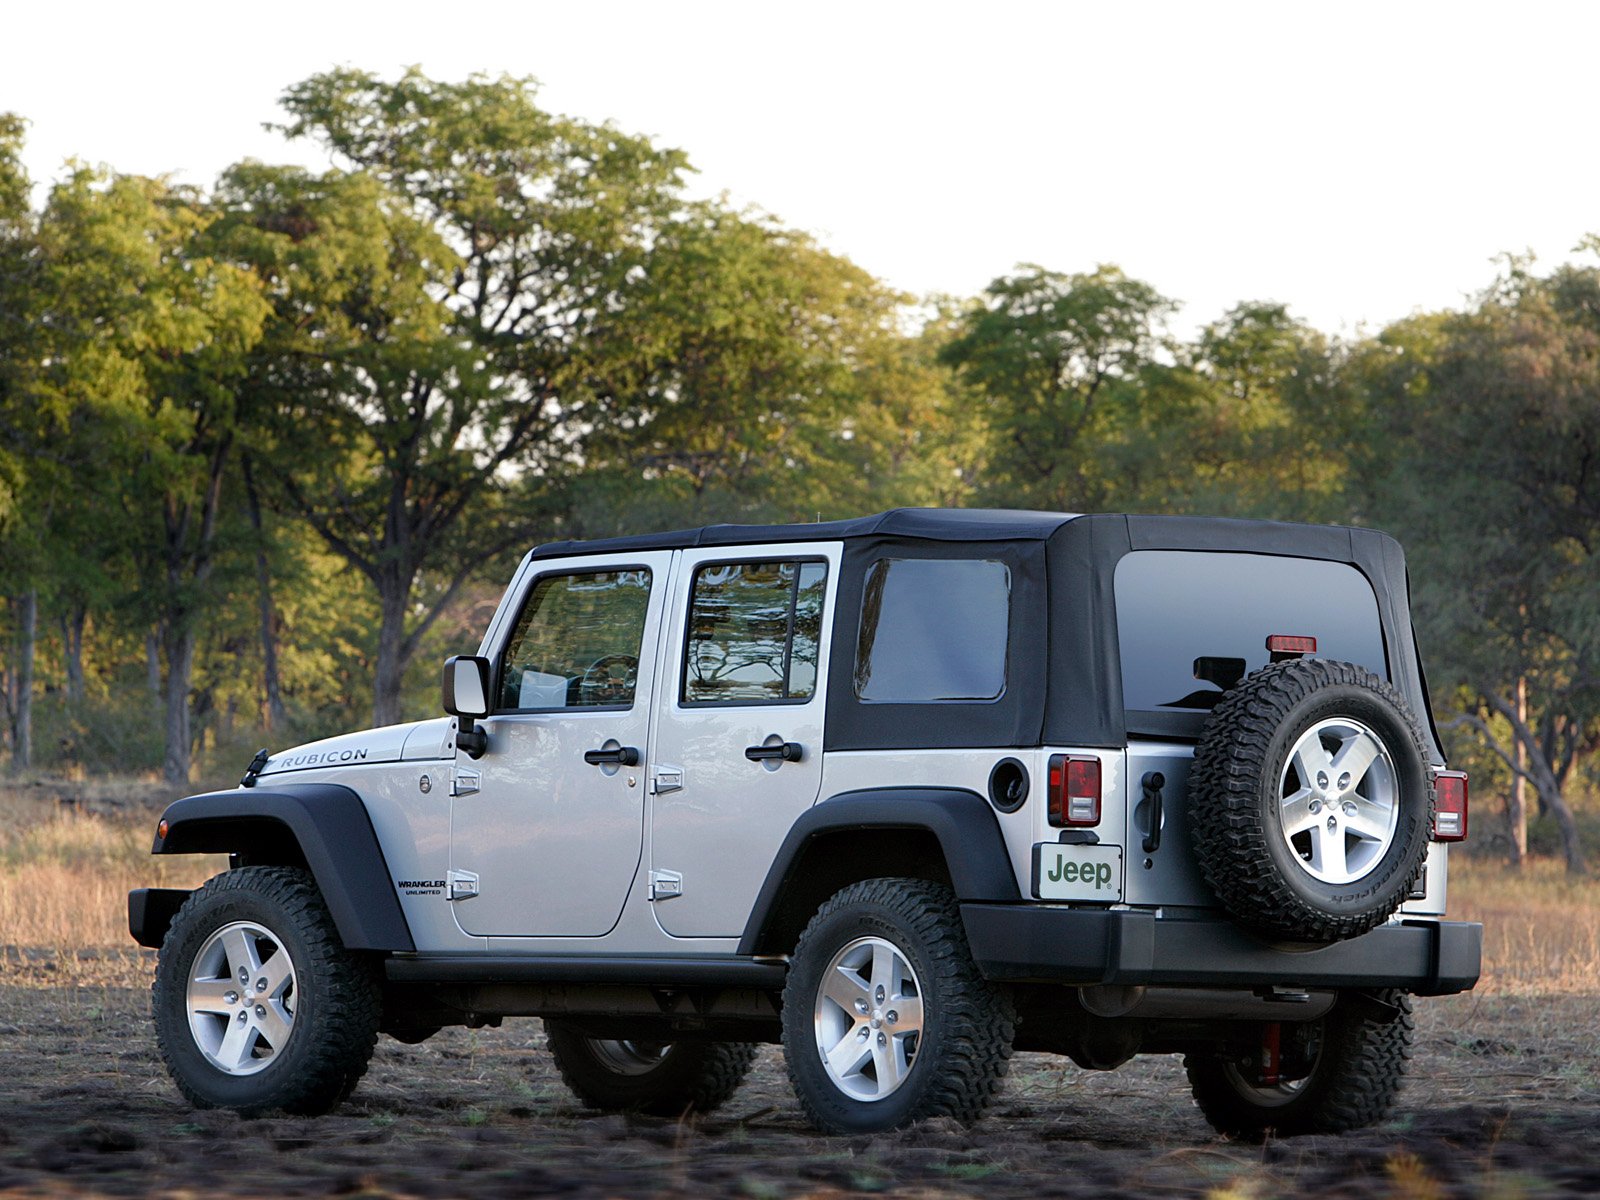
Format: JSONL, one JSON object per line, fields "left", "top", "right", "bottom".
{"left": 131, "top": 509, "right": 1480, "bottom": 1135}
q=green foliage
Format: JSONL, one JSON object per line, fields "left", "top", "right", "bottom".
{"left": 940, "top": 264, "right": 1177, "bottom": 510}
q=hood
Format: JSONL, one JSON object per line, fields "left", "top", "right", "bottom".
{"left": 259, "top": 718, "right": 456, "bottom": 777}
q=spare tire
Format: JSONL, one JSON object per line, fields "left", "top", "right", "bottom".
{"left": 1188, "top": 659, "right": 1433, "bottom": 941}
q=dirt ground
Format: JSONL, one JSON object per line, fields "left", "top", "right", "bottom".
{"left": 1, "top": 955, "right": 1597, "bottom": 1199}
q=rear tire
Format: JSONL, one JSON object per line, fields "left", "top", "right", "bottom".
{"left": 1185, "top": 989, "right": 1414, "bottom": 1139}
{"left": 545, "top": 1022, "right": 756, "bottom": 1116}
{"left": 781, "top": 877, "right": 1013, "bottom": 1133}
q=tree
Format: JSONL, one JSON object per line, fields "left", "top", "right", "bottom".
{"left": 234, "top": 69, "right": 691, "bottom": 726}
{"left": 939, "top": 264, "right": 1177, "bottom": 511}
{"left": 1177, "top": 302, "right": 1350, "bottom": 522}
{"left": 1370, "top": 255, "right": 1600, "bottom": 873}
{"left": 30, "top": 168, "right": 268, "bottom": 781}
{"left": 570, "top": 207, "right": 978, "bottom": 531}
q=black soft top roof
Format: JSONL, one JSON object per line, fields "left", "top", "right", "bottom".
{"left": 531, "top": 508, "right": 1080, "bottom": 558}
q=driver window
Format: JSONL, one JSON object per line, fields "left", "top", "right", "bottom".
{"left": 498, "top": 569, "right": 652, "bottom": 711}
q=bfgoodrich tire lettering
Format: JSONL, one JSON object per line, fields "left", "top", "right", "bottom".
{"left": 544, "top": 1022, "right": 757, "bottom": 1116}
{"left": 1188, "top": 659, "right": 1434, "bottom": 942}
{"left": 782, "top": 877, "right": 1013, "bottom": 1133}
{"left": 153, "top": 866, "right": 381, "bottom": 1116}
{"left": 1185, "top": 989, "right": 1414, "bottom": 1138}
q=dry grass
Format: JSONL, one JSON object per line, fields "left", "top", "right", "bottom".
{"left": 1447, "top": 856, "right": 1600, "bottom": 994}
{"left": 0, "top": 777, "right": 222, "bottom": 957}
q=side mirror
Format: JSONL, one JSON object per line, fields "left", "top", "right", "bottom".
{"left": 443, "top": 655, "right": 491, "bottom": 718}
{"left": 442, "top": 655, "right": 491, "bottom": 758}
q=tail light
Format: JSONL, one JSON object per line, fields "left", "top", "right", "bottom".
{"left": 1048, "top": 754, "right": 1101, "bottom": 826}
{"left": 1432, "top": 770, "right": 1468, "bottom": 841}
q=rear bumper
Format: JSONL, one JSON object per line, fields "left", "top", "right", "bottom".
{"left": 960, "top": 905, "right": 1481, "bottom": 996}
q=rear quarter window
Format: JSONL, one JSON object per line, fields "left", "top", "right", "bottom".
{"left": 854, "top": 558, "right": 1010, "bottom": 703}
{"left": 1114, "top": 550, "right": 1387, "bottom": 713}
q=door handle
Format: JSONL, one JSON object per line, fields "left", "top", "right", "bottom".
{"left": 745, "top": 741, "right": 803, "bottom": 763}
{"left": 584, "top": 745, "right": 641, "bottom": 767}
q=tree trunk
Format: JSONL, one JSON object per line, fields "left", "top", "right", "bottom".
{"left": 372, "top": 579, "right": 410, "bottom": 729}
{"left": 1507, "top": 675, "right": 1528, "bottom": 865}
{"left": 146, "top": 629, "right": 163, "bottom": 708}
{"left": 162, "top": 621, "right": 196, "bottom": 784}
{"left": 243, "top": 454, "right": 287, "bottom": 732}
{"left": 10, "top": 590, "right": 36, "bottom": 771}
{"left": 62, "top": 606, "right": 87, "bottom": 704}
{"left": 1484, "top": 690, "right": 1587, "bottom": 875}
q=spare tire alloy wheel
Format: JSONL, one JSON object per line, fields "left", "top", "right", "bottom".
{"left": 1280, "top": 717, "right": 1398, "bottom": 885}
{"left": 1189, "top": 659, "right": 1434, "bottom": 942}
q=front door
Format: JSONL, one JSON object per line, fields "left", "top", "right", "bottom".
{"left": 648, "top": 543, "right": 841, "bottom": 938}
{"left": 449, "top": 551, "right": 675, "bottom": 937}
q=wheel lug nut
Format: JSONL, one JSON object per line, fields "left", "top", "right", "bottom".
{"left": 885, "top": 1010, "right": 898, "bottom": 1025}
{"left": 855, "top": 999, "right": 868, "bottom": 1015}
{"left": 877, "top": 1032, "right": 887, "bottom": 1047}
{"left": 236, "top": 1011, "right": 248, "bottom": 1023}
{"left": 1342, "top": 801, "right": 1358, "bottom": 817}
{"left": 857, "top": 1027, "right": 869, "bottom": 1041}
{"left": 1327, "top": 815, "right": 1338, "bottom": 831}
{"left": 1309, "top": 799, "right": 1323, "bottom": 815}
{"left": 1338, "top": 772, "right": 1351, "bottom": 790}
{"left": 1316, "top": 772, "right": 1328, "bottom": 789}
{"left": 225, "top": 990, "right": 239, "bottom": 1005}
{"left": 254, "top": 1005, "right": 266, "bottom": 1018}
{"left": 875, "top": 986, "right": 885, "bottom": 1004}
{"left": 256, "top": 979, "right": 268, "bottom": 992}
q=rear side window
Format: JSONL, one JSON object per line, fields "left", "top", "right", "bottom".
{"left": 1114, "top": 551, "right": 1386, "bottom": 712}
{"left": 683, "top": 560, "right": 828, "bottom": 705}
{"left": 855, "top": 558, "right": 1010, "bottom": 703}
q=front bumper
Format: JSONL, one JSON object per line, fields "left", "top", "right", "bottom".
{"left": 960, "top": 905, "right": 1481, "bottom": 996}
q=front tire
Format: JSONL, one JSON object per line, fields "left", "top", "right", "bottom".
{"left": 781, "top": 878, "right": 1013, "bottom": 1133}
{"left": 153, "top": 866, "right": 381, "bottom": 1116}
{"left": 545, "top": 1022, "right": 756, "bottom": 1116}
{"left": 1185, "top": 989, "right": 1414, "bottom": 1139}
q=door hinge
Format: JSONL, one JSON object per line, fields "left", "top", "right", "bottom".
{"left": 452, "top": 767, "right": 481, "bottom": 797}
{"left": 649, "top": 869, "right": 683, "bottom": 901}
{"left": 651, "top": 764, "right": 684, "bottom": 795}
{"left": 447, "top": 870, "right": 480, "bottom": 901}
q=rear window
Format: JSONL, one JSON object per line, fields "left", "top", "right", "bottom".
{"left": 1114, "top": 551, "right": 1386, "bottom": 712}
{"left": 855, "top": 558, "right": 1010, "bottom": 703}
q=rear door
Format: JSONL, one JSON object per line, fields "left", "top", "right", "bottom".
{"left": 648, "top": 543, "right": 842, "bottom": 937}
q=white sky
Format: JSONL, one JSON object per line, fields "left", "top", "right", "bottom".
{"left": 5, "top": 0, "right": 1598, "bottom": 339}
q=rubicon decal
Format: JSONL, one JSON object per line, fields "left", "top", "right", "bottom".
{"left": 271, "top": 748, "right": 371, "bottom": 768}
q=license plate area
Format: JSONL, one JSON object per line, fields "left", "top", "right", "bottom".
{"left": 1033, "top": 842, "right": 1124, "bottom": 901}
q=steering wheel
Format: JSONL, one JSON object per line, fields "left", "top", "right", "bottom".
{"left": 579, "top": 653, "right": 639, "bottom": 705}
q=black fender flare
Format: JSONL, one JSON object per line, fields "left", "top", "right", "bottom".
{"left": 737, "top": 786, "right": 1019, "bottom": 956}
{"left": 132, "top": 782, "right": 415, "bottom": 952}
